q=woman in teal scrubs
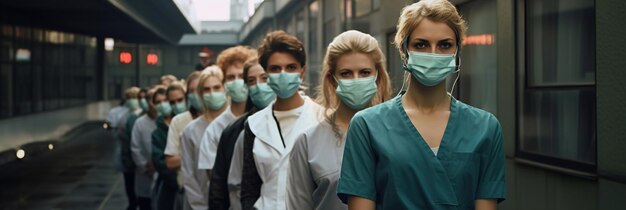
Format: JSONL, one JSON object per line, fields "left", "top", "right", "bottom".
{"left": 336, "top": 0, "right": 506, "bottom": 209}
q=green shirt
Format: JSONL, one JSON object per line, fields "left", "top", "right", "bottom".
{"left": 152, "top": 116, "right": 178, "bottom": 188}
{"left": 337, "top": 96, "right": 506, "bottom": 210}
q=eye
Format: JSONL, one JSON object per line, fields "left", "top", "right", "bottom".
{"left": 359, "top": 70, "right": 372, "bottom": 77}
{"left": 269, "top": 66, "right": 281, "bottom": 72}
{"left": 260, "top": 75, "right": 268, "bottom": 82}
{"left": 414, "top": 42, "right": 428, "bottom": 49}
{"left": 339, "top": 71, "right": 352, "bottom": 78}
{"left": 438, "top": 42, "right": 453, "bottom": 49}
{"left": 287, "top": 64, "right": 298, "bottom": 71}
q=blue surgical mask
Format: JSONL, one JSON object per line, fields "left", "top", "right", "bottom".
{"left": 335, "top": 76, "right": 378, "bottom": 110}
{"left": 249, "top": 83, "right": 276, "bottom": 109}
{"left": 225, "top": 79, "right": 248, "bottom": 103}
{"left": 139, "top": 98, "right": 149, "bottom": 111}
{"left": 203, "top": 92, "right": 227, "bottom": 110}
{"left": 173, "top": 101, "right": 187, "bottom": 115}
{"left": 126, "top": 99, "right": 139, "bottom": 110}
{"left": 404, "top": 51, "right": 456, "bottom": 86}
{"left": 156, "top": 102, "right": 172, "bottom": 117}
{"left": 188, "top": 93, "right": 203, "bottom": 110}
{"left": 268, "top": 70, "right": 302, "bottom": 99}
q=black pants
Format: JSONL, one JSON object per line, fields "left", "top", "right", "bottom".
{"left": 155, "top": 180, "right": 177, "bottom": 210}
{"left": 123, "top": 172, "right": 138, "bottom": 210}
{"left": 137, "top": 196, "right": 152, "bottom": 210}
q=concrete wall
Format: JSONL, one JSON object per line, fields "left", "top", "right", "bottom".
{"left": 0, "top": 100, "right": 116, "bottom": 151}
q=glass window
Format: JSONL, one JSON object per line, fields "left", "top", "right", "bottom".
{"left": 526, "top": 0, "right": 595, "bottom": 86}
{"left": 457, "top": 0, "right": 498, "bottom": 114}
{"left": 308, "top": 0, "right": 321, "bottom": 93}
{"left": 519, "top": 0, "right": 596, "bottom": 171}
{"left": 354, "top": 0, "right": 372, "bottom": 17}
{"left": 296, "top": 8, "right": 305, "bottom": 42}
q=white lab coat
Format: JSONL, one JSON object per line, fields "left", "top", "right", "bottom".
{"left": 130, "top": 115, "right": 157, "bottom": 198}
{"left": 247, "top": 96, "right": 322, "bottom": 210}
{"left": 227, "top": 132, "right": 245, "bottom": 210}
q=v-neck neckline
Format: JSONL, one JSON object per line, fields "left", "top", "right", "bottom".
{"left": 396, "top": 95, "right": 458, "bottom": 158}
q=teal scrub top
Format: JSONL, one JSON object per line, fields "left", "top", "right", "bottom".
{"left": 337, "top": 96, "right": 506, "bottom": 210}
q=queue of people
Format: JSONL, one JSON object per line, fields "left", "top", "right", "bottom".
{"left": 106, "top": 1, "right": 506, "bottom": 209}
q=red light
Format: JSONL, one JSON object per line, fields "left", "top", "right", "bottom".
{"left": 120, "top": 52, "right": 132, "bottom": 64}
{"left": 147, "top": 53, "right": 158, "bottom": 65}
{"left": 462, "top": 34, "right": 495, "bottom": 46}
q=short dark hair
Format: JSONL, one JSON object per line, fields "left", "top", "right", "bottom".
{"left": 152, "top": 88, "right": 167, "bottom": 104}
{"left": 257, "top": 31, "right": 306, "bottom": 70}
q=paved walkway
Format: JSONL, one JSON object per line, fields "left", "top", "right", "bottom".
{"left": 0, "top": 122, "right": 128, "bottom": 210}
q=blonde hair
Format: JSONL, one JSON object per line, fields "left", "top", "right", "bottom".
{"left": 197, "top": 65, "right": 227, "bottom": 111}
{"left": 160, "top": 74, "right": 178, "bottom": 85}
{"left": 393, "top": 0, "right": 468, "bottom": 62}
{"left": 317, "top": 30, "right": 392, "bottom": 136}
{"left": 124, "top": 86, "right": 141, "bottom": 99}
{"left": 216, "top": 46, "right": 257, "bottom": 80}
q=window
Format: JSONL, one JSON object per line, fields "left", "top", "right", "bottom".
{"left": 354, "top": 0, "right": 372, "bottom": 17}
{"left": 457, "top": 0, "right": 498, "bottom": 114}
{"left": 307, "top": 0, "right": 321, "bottom": 92}
{"left": 518, "top": 0, "right": 596, "bottom": 172}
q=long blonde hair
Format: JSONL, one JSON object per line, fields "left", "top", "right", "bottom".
{"left": 316, "top": 30, "right": 392, "bottom": 137}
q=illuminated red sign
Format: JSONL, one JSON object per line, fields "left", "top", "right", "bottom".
{"left": 147, "top": 53, "right": 158, "bottom": 65}
{"left": 462, "top": 34, "right": 495, "bottom": 46}
{"left": 120, "top": 51, "right": 132, "bottom": 64}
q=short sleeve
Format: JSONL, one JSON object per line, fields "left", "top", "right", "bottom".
{"left": 476, "top": 118, "right": 506, "bottom": 202}
{"left": 337, "top": 114, "right": 377, "bottom": 203}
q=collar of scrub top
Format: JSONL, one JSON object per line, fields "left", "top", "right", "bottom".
{"left": 401, "top": 26, "right": 463, "bottom": 72}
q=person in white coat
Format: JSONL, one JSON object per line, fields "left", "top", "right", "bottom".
{"left": 286, "top": 30, "right": 393, "bottom": 210}
{"left": 197, "top": 46, "right": 257, "bottom": 177}
{"left": 132, "top": 87, "right": 167, "bottom": 210}
{"left": 165, "top": 72, "right": 202, "bottom": 210}
{"left": 240, "top": 31, "right": 323, "bottom": 210}
{"left": 180, "top": 68, "right": 227, "bottom": 210}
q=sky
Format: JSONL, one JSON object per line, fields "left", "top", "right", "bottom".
{"left": 194, "top": 0, "right": 265, "bottom": 21}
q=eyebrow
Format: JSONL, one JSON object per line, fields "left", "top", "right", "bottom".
{"left": 412, "top": 38, "right": 455, "bottom": 42}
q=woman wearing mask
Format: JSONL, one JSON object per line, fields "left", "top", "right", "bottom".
{"left": 240, "top": 31, "right": 322, "bottom": 210}
{"left": 337, "top": 1, "right": 506, "bottom": 209}
{"left": 152, "top": 83, "right": 187, "bottom": 210}
{"left": 132, "top": 87, "right": 166, "bottom": 210}
{"left": 198, "top": 46, "right": 256, "bottom": 178}
{"left": 165, "top": 72, "right": 202, "bottom": 171}
{"left": 287, "top": 30, "right": 392, "bottom": 210}
{"left": 208, "top": 59, "right": 276, "bottom": 210}
{"left": 180, "top": 67, "right": 227, "bottom": 210}
{"left": 164, "top": 72, "right": 202, "bottom": 209}
{"left": 119, "top": 86, "right": 142, "bottom": 210}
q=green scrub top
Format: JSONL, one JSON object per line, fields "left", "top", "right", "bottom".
{"left": 337, "top": 96, "right": 506, "bottom": 210}
{"left": 152, "top": 116, "right": 178, "bottom": 188}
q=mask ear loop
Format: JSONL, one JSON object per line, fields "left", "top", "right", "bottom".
{"left": 449, "top": 27, "right": 462, "bottom": 96}
{"left": 397, "top": 36, "right": 412, "bottom": 97}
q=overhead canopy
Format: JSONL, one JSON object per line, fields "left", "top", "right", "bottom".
{"left": 0, "top": 0, "right": 197, "bottom": 44}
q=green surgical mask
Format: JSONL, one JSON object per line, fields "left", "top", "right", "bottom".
{"left": 173, "top": 101, "right": 187, "bottom": 115}
{"left": 225, "top": 79, "right": 248, "bottom": 103}
{"left": 249, "top": 83, "right": 276, "bottom": 109}
{"left": 156, "top": 102, "right": 172, "bottom": 117}
{"left": 268, "top": 70, "right": 302, "bottom": 99}
{"left": 126, "top": 99, "right": 139, "bottom": 110}
{"left": 203, "top": 92, "right": 227, "bottom": 110}
{"left": 188, "top": 93, "right": 203, "bottom": 110}
{"left": 139, "top": 98, "right": 149, "bottom": 111}
{"left": 335, "top": 76, "right": 378, "bottom": 110}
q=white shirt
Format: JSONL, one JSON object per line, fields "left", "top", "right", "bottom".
{"left": 247, "top": 96, "right": 323, "bottom": 210}
{"left": 106, "top": 105, "right": 129, "bottom": 128}
{"left": 130, "top": 115, "right": 157, "bottom": 197}
{"left": 197, "top": 107, "right": 238, "bottom": 170}
{"left": 272, "top": 105, "right": 305, "bottom": 140}
{"left": 287, "top": 121, "right": 347, "bottom": 210}
{"left": 164, "top": 111, "right": 194, "bottom": 156}
{"left": 180, "top": 117, "right": 212, "bottom": 210}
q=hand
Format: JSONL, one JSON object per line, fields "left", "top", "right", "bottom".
{"left": 146, "top": 161, "right": 155, "bottom": 174}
